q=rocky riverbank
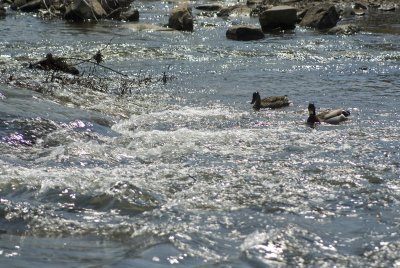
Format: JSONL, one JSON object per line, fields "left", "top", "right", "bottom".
{"left": 0, "top": 0, "right": 398, "bottom": 37}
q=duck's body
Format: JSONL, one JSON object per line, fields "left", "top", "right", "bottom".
{"left": 307, "top": 103, "right": 350, "bottom": 126}
{"left": 251, "top": 92, "right": 290, "bottom": 110}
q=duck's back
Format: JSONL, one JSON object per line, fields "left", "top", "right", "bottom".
{"left": 318, "top": 109, "right": 345, "bottom": 120}
{"left": 318, "top": 109, "right": 350, "bottom": 124}
{"left": 323, "top": 114, "right": 348, "bottom": 124}
{"left": 260, "top": 96, "right": 290, "bottom": 109}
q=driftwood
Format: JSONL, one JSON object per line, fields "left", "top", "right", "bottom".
{"left": 4, "top": 49, "right": 175, "bottom": 98}
{"left": 30, "top": 53, "right": 80, "bottom": 75}
{"left": 29, "top": 49, "right": 127, "bottom": 77}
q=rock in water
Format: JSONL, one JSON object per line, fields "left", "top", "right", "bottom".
{"left": 259, "top": 5, "right": 297, "bottom": 32}
{"left": 168, "top": 5, "right": 194, "bottom": 31}
{"left": 226, "top": 25, "right": 265, "bottom": 41}
{"left": 64, "top": 0, "right": 107, "bottom": 21}
{"left": 300, "top": 5, "right": 340, "bottom": 29}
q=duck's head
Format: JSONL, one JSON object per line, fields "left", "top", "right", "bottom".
{"left": 251, "top": 92, "right": 260, "bottom": 104}
{"left": 308, "top": 103, "right": 316, "bottom": 115}
{"left": 307, "top": 103, "right": 318, "bottom": 126}
{"left": 342, "top": 110, "right": 351, "bottom": 117}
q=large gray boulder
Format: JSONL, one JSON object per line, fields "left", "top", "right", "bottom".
{"left": 226, "top": 25, "right": 264, "bottom": 41}
{"left": 259, "top": 5, "right": 297, "bottom": 32}
{"left": 168, "top": 5, "right": 193, "bottom": 31}
{"left": 299, "top": 5, "right": 339, "bottom": 29}
{"left": 64, "top": 0, "right": 107, "bottom": 21}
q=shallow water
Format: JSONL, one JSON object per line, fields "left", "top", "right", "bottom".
{"left": 1, "top": 3, "right": 400, "bottom": 267}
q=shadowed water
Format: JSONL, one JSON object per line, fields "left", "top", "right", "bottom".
{"left": 1, "top": 3, "right": 400, "bottom": 267}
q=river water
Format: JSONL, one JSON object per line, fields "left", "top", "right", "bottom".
{"left": 1, "top": 2, "right": 400, "bottom": 267}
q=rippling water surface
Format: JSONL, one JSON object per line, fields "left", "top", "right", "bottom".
{"left": 1, "top": 3, "right": 400, "bottom": 267}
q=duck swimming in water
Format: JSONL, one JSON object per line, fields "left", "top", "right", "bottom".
{"left": 307, "top": 103, "right": 350, "bottom": 127}
{"left": 250, "top": 92, "right": 290, "bottom": 111}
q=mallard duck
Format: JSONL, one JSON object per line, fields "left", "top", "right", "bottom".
{"left": 250, "top": 92, "right": 290, "bottom": 110}
{"left": 307, "top": 103, "right": 350, "bottom": 126}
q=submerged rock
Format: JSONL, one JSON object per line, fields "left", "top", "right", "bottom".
{"left": 195, "top": 4, "right": 222, "bottom": 12}
{"left": 1, "top": 118, "right": 58, "bottom": 147}
{"left": 259, "top": 5, "right": 297, "bottom": 32}
{"left": 125, "top": 23, "right": 173, "bottom": 32}
{"left": 168, "top": 5, "right": 193, "bottom": 31}
{"left": 226, "top": 25, "right": 265, "bottom": 41}
{"left": 328, "top": 24, "right": 361, "bottom": 35}
{"left": 217, "top": 5, "right": 251, "bottom": 18}
{"left": 300, "top": 4, "right": 339, "bottom": 29}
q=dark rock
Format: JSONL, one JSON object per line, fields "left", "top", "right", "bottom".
{"left": 281, "top": 0, "right": 301, "bottom": 3}
{"left": 64, "top": 0, "right": 107, "bottom": 21}
{"left": 296, "top": 8, "right": 308, "bottom": 22}
{"left": 353, "top": 3, "right": 367, "bottom": 10}
{"left": 250, "top": 4, "right": 269, "bottom": 17}
{"left": 299, "top": 4, "right": 339, "bottom": 29}
{"left": 226, "top": 25, "right": 264, "bottom": 41}
{"left": 0, "top": 4, "right": 6, "bottom": 16}
{"left": 105, "top": 7, "right": 122, "bottom": 19}
{"left": 259, "top": 5, "right": 297, "bottom": 32}
{"left": 246, "top": 0, "right": 262, "bottom": 6}
{"left": 327, "top": 24, "right": 361, "bottom": 35}
{"left": 195, "top": 4, "right": 222, "bottom": 12}
{"left": 168, "top": 5, "right": 193, "bottom": 31}
{"left": 19, "top": 0, "right": 42, "bottom": 12}
{"left": 10, "top": 0, "right": 27, "bottom": 10}
{"left": 99, "top": 0, "right": 131, "bottom": 13}
{"left": 120, "top": 8, "right": 139, "bottom": 21}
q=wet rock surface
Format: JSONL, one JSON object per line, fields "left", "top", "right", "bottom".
{"left": 226, "top": 25, "right": 265, "bottom": 41}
